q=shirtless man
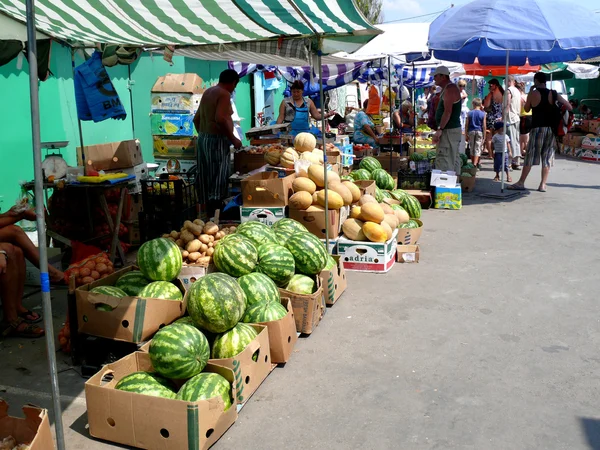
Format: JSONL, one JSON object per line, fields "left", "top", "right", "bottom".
{"left": 193, "top": 69, "right": 241, "bottom": 218}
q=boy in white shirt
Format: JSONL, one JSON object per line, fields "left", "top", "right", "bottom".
{"left": 492, "top": 122, "right": 512, "bottom": 182}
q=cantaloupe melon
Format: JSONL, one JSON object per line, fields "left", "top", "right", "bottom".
{"left": 350, "top": 206, "right": 362, "bottom": 219}
{"left": 363, "top": 222, "right": 387, "bottom": 243}
{"left": 342, "top": 219, "right": 367, "bottom": 241}
{"left": 300, "top": 152, "right": 320, "bottom": 164}
{"left": 380, "top": 203, "right": 394, "bottom": 215}
{"left": 383, "top": 214, "right": 399, "bottom": 230}
{"left": 294, "top": 133, "right": 317, "bottom": 153}
{"left": 289, "top": 191, "right": 313, "bottom": 210}
{"left": 326, "top": 170, "right": 341, "bottom": 186}
{"left": 342, "top": 181, "right": 361, "bottom": 203}
{"left": 394, "top": 208, "right": 410, "bottom": 224}
{"left": 292, "top": 177, "right": 317, "bottom": 194}
{"left": 316, "top": 190, "right": 344, "bottom": 210}
{"left": 360, "top": 203, "right": 385, "bottom": 223}
{"left": 280, "top": 147, "right": 298, "bottom": 168}
{"left": 358, "top": 194, "right": 377, "bottom": 206}
{"left": 379, "top": 221, "right": 393, "bottom": 241}
{"left": 312, "top": 191, "right": 319, "bottom": 205}
{"left": 308, "top": 164, "right": 326, "bottom": 187}
{"left": 329, "top": 183, "right": 353, "bottom": 206}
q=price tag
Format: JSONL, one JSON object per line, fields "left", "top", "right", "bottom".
{"left": 409, "top": 161, "right": 416, "bottom": 172}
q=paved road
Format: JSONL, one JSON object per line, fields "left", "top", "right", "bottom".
{"left": 1, "top": 156, "right": 599, "bottom": 450}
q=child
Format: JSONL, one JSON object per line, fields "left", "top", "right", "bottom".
{"left": 492, "top": 122, "right": 512, "bottom": 182}
{"left": 465, "top": 98, "right": 486, "bottom": 169}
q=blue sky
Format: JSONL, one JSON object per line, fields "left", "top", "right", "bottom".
{"left": 382, "top": 0, "right": 600, "bottom": 23}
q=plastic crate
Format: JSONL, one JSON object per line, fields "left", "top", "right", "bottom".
{"left": 397, "top": 170, "right": 431, "bottom": 190}
{"left": 140, "top": 174, "right": 198, "bottom": 241}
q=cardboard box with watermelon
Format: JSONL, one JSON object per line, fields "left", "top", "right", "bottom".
{"left": 0, "top": 400, "right": 54, "bottom": 450}
{"left": 320, "top": 255, "right": 348, "bottom": 306}
{"left": 251, "top": 298, "right": 298, "bottom": 364}
{"left": 279, "top": 276, "right": 326, "bottom": 335}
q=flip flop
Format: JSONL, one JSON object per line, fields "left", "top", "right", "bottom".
{"left": 1, "top": 318, "right": 45, "bottom": 338}
{"left": 18, "top": 309, "right": 43, "bottom": 324}
{"left": 538, "top": 187, "right": 547, "bottom": 192}
{"left": 507, "top": 184, "right": 526, "bottom": 191}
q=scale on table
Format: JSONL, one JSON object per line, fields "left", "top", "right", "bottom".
{"left": 41, "top": 141, "right": 69, "bottom": 179}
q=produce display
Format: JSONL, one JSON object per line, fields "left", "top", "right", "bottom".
{"left": 237, "top": 272, "right": 280, "bottom": 306}
{"left": 213, "top": 235, "right": 258, "bottom": 277}
{"left": 255, "top": 243, "right": 295, "bottom": 287}
{"left": 211, "top": 323, "right": 258, "bottom": 359}
{"left": 285, "top": 232, "right": 328, "bottom": 275}
{"left": 138, "top": 281, "right": 183, "bottom": 301}
{"left": 285, "top": 274, "right": 316, "bottom": 295}
{"left": 115, "top": 371, "right": 176, "bottom": 399}
{"left": 176, "top": 372, "right": 232, "bottom": 411}
{"left": 137, "top": 238, "right": 182, "bottom": 281}
{"left": 115, "top": 270, "right": 150, "bottom": 296}
{"left": 242, "top": 301, "right": 288, "bottom": 323}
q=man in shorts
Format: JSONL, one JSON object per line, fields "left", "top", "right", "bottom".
{"left": 505, "top": 75, "right": 522, "bottom": 170}
{"left": 509, "top": 72, "right": 572, "bottom": 192}
{"left": 465, "top": 98, "right": 486, "bottom": 169}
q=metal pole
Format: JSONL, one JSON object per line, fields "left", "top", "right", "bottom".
{"left": 71, "top": 49, "right": 85, "bottom": 164}
{"left": 413, "top": 62, "right": 416, "bottom": 154}
{"left": 318, "top": 47, "right": 330, "bottom": 253}
{"left": 501, "top": 50, "right": 509, "bottom": 193}
{"left": 388, "top": 56, "right": 393, "bottom": 176}
{"left": 25, "top": 1, "right": 66, "bottom": 449}
{"left": 128, "top": 65, "right": 135, "bottom": 138}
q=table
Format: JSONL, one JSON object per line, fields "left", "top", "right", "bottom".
{"left": 22, "top": 180, "right": 129, "bottom": 266}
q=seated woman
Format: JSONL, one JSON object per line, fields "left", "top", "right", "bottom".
{"left": 0, "top": 242, "right": 45, "bottom": 337}
{"left": 276, "top": 80, "right": 334, "bottom": 137}
{"left": 393, "top": 101, "right": 415, "bottom": 133}
{"left": 353, "top": 100, "right": 379, "bottom": 147}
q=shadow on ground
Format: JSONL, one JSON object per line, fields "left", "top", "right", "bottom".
{"left": 580, "top": 418, "right": 600, "bottom": 450}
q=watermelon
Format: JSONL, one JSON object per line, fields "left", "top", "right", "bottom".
{"left": 176, "top": 373, "right": 232, "bottom": 410}
{"left": 237, "top": 273, "right": 280, "bottom": 306}
{"left": 381, "top": 190, "right": 393, "bottom": 199}
{"left": 460, "top": 153, "right": 468, "bottom": 165}
{"left": 90, "top": 286, "right": 127, "bottom": 298}
{"left": 410, "top": 152, "right": 425, "bottom": 162}
{"left": 374, "top": 186, "right": 384, "bottom": 203}
{"left": 255, "top": 243, "right": 295, "bottom": 287}
{"left": 273, "top": 229, "right": 290, "bottom": 246}
{"left": 115, "top": 371, "right": 176, "bottom": 399}
{"left": 285, "top": 232, "right": 328, "bottom": 275}
{"left": 285, "top": 274, "right": 315, "bottom": 294}
{"left": 115, "top": 271, "right": 149, "bottom": 296}
{"left": 271, "top": 218, "right": 308, "bottom": 235}
{"left": 401, "top": 194, "right": 422, "bottom": 219}
{"left": 398, "top": 219, "right": 421, "bottom": 229}
{"left": 371, "top": 169, "right": 395, "bottom": 190}
{"left": 138, "top": 281, "right": 183, "bottom": 301}
{"left": 213, "top": 235, "right": 258, "bottom": 277}
{"left": 137, "top": 238, "right": 182, "bottom": 281}
{"left": 242, "top": 301, "right": 288, "bottom": 323}
{"left": 95, "top": 304, "right": 114, "bottom": 312}
{"left": 359, "top": 156, "right": 382, "bottom": 173}
{"left": 390, "top": 189, "right": 409, "bottom": 201}
{"left": 187, "top": 273, "right": 247, "bottom": 333}
{"left": 349, "top": 169, "right": 371, "bottom": 181}
{"left": 149, "top": 323, "right": 210, "bottom": 380}
{"left": 390, "top": 204, "right": 407, "bottom": 212}
{"left": 325, "top": 255, "right": 336, "bottom": 270}
{"left": 235, "top": 221, "right": 278, "bottom": 247}
{"left": 211, "top": 323, "right": 258, "bottom": 359}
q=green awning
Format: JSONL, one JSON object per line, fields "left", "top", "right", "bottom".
{"left": 0, "top": 0, "right": 379, "bottom": 47}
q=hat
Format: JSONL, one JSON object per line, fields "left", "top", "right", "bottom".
{"left": 434, "top": 86, "right": 442, "bottom": 93}
{"left": 433, "top": 65, "right": 450, "bottom": 76}
{"left": 494, "top": 121, "right": 505, "bottom": 130}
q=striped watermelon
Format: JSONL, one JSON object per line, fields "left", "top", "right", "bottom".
{"left": 374, "top": 186, "right": 384, "bottom": 202}
{"left": 211, "top": 323, "right": 258, "bottom": 359}
{"left": 273, "top": 229, "right": 291, "bottom": 246}
{"left": 381, "top": 190, "right": 393, "bottom": 199}
{"left": 138, "top": 281, "right": 182, "bottom": 301}
{"left": 390, "top": 204, "right": 407, "bottom": 212}
{"left": 90, "top": 286, "right": 127, "bottom": 298}
{"left": 115, "top": 371, "right": 176, "bottom": 399}
{"left": 401, "top": 194, "right": 422, "bottom": 219}
{"left": 213, "top": 235, "right": 258, "bottom": 277}
{"left": 115, "top": 271, "right": 149, "bottom": 296}
{"left": 176, "top": 373, "right": 232, "bottom": 410}
{"left": 325, "top": 255, "right": 337, "bottom": 270}
{"left": 371, "top": 169, "right": 396, "bottom": 190}
{"left": 285, "top": 232, "right": 328, "bottom": 275}
{"left": 137, "top": 238, "right": 182, "bottom": 281}
{"left": 187, "top": 273, "right": 247, "bottom": 333}
{"left": 256, "top": 243, "right": 295, "bottom": 287}
{"left": 398, "top": 219, "right": 421, "bottom": 229}
{"left": 359, "top": 156, "right": 382, "bottom": 173}
{"left": 350, "top": 169, "right": 371, "bottom": 181}
{"left": 271, "top": 218, "right": 308, "bottom": 235}
{"left": 149, "top": 323, "right": 210, "bottom": 380}
{"left": 390, "top": 189, "right": 409, "bottom": 201}
{"left": 237, "top": 273, "right": 280, "bottom": 306}
{"left": 285, "top": 274, "right": 315, "bottom": 294}
{"left": 242, "top": 301, "right": 288, "bottom": 323}
{"left": 235, "top": 221, "right": 278, "bottom": 247}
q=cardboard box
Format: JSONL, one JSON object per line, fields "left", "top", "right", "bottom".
{"left": 123, "top": 220, "right": 140, "bottom": 245}
{"left": 0, "top": 400, "right": 54, "bottom": 450}
{"left": 234, "top": 152, "right": 267, "bottom": 174}
{"left": 338, "top": 229, "right": 397, "bottom": 273}
{"left": 85, "top": 352, "right": 236, "bottom": 450}
{"left": 376, "top": 154, "right": 408, "bottom": 172}
{"left": 76, "top": 266, "right": 186, "bottom": 343}
{"left": 396, "top": 244, "right": 420, "bottom": 263}
{"left": 588, "top": 120, "right": 600, "bottom": 135}
{"left": 240, "top": 206, "right": 286, "bottom": 226}
{"left": 326, "top": 149, "right": 341, "bottom": 166}
{"left": 153, "top": 137, "right": 197, "bottom": 159}
{"left": 254, "top": 298, "right": 298, "bottom": 364}
{"left": 209, "top": 325, "right": 273, "bottom": 405}
{"left": 151, "top": 113, "right": 197, "bottom": 137}
{"left": 178, "top": 263, "right": 216, "bottom": 290}
{"left": 431, "top": 169, "right": 458, "bottom": 187}
{"left": 434, "top": 185, "right": 462, "bottom": 210}
{"left": 461, "top": 176, "right": 476, "bottom": 193}
{"left": 563, "top": 133, "right": 586, "bottom": 148}
{"left": 123, "top": 192, "right": 143, "bottom": 222}
{"left": 289, "top": 205, "right": 348, "bottom": 239}
{"left": 25, "top": 248, "right": 61, "bottom": 286}
{"left": 241, "top": 171, "right": 295, "bottom": 207}
{"left": 155, "top": 158, "right": 197, "bottom": 175}
{"left": 150, "top": 93, "right": 202, "bottom": 114}
{"left": 279, "top": 279, "right": 325, "bottom": 335}
{"left": 579, "top": 148, "right": 600, "bottom": 162}
{"left": 152, "top": 73, "right": 205, "bottom": 95}
{"left": 78, "top": 139, "right": 144, "bottom": 171}
{"left": 265, "top": 166, "right": 296, "bottom": 178}
{"left": 353, "top": 180, "right": 376, "bottom": 197}
{"left": 320, "top": 255, "right": 347, "bottom": 306}
{"left": 335, "top": 136, "right": 350, "bottom": 147}
{"left": 581, "top": 136, "right": 600, "bottom": 150}
{"left": 396, "top": 219, "right": 423, "bottom": 245}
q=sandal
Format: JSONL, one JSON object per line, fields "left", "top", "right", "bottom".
{"left": 1, "top": 318, "right": 45, "bottom": 338}
{"left": 507, "top": 184, "right": 526, "bottom": 191}
{"left": 18, "top": 309, "right": 43, "bottom": 324}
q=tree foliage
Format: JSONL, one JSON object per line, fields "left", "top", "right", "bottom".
{"left": 355, "top": 0, "right": 384, "bottom": 24}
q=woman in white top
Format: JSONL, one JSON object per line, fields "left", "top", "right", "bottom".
{"left": 458, "top": 80, "right": 469, "bottom": 132}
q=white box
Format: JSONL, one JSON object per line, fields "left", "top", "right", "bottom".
{"left": 150, "top": 93, "right": 202, "bottom": 114}
{"left": 430, "top": 170, "right": 458, "bottom": 188}
{"left": 240, "top": 206, "right": 286, "bottom": 226}
{"left": 335, "top": 136, "right": 350, "bottom": 147}
{"left": 338, "top": 229, "right": 397, "bottom": 273}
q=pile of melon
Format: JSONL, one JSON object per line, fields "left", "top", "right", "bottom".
{"left": 268, "top": 132, "right": 330, "bottom": 169}
{"left": 289, "top": 163, "right": 356, "bottom": 212}
{"left": 342, "top": 195, "right": 410, "bottom": 243}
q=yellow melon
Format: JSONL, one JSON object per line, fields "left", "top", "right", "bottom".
{"left": 358, "top": 194, "right": 377, "bottom": 206}
{"left": 307, "top": 205, "right": 325, "bottom": 212}
{"left": 380, "top": 203, "right": 394, "bottom": 215}
{"left": 326, "top": 170, "right": 341, "bottom": 186}
{"left": 308, "top": 164, "right": 326, "bottom": 187}
{"left": 280, "top": 147, "right": 298, "bottom": 168}
{"left": 312, "top": 191, "right": 319, "bottom": 205}
{"left": 292, "top": 177, "right": 317, "bottom": 194}
{"left": 316, "top": 190, "right": 344, "bottom": 210}
{"left": 294, "top": 132, "right": 317, "bottom": 153}
{"left": 342, "top": 181, "right": 361, "bottom": 203}
{"left": 394, "top": 208, "right": 410, "bottom": 224}
{"left": 360, "top": 203, "right": 385, "bottom": 223}
{"left": 289, "top": 191, "right": 313, "bottom": 210}
{"left": 363, "top": 222, "right": 388, "bottom": 243}
{"left": 383, "top": 214, "right": 399, "bottom": 230}
{"left": 330, "top": 183, "right": 353, "bottom": 206}
{"left": 342, "top": 218, "right": 367, "bottom": 241}
{"left": 312, "top": 149, "right": 324, "bottom": 163}
{"left": 379, "top": 221, "right": 393, "bottom": 241}
{"left": 350, "top": 205, "right": 362, "bottom": 219}
{"left": 300, "top": 152, "right": 320, "bottom": 164}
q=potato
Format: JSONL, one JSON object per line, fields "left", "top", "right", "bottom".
{"left": 84, "top": 261, "right": 95, "bottom": 270}
{"left": 215, "top": 231, "right": 224, "bottom": 240}
{"left": 229, "top": 226, "right": 237, "bottom": 233}
{"left": 188, "top": 252, "right": 201, "bottom": 262}
{"left": 81, "top": 276, "right": 95, "bottom": 284}
{"left": 204, "top": 221, "right": 219, "bottom": 235}
{"left": 80, "top": 268, "right": 91, "bottom": 277}
{"left": 185, "top": 222, "right": 204, "bottom": 236}
{"left": 206, "top": 247, "right": 214, "bottom": 256}
{"left": 199, "top": 234, "right": 211, "bottom": 244}
{"left": 208, "top": 242, "right": 214, "bottom": 248}
{"left": 91, "top": 270, "right": 100, "bottom": 280}
{"left": 96, "top": 263, "right": 108, "bottom": 274}
{"left": 169, "top": 230, "right": 180, "bottom": 239}
{"left": 199, "top": 243, "right": 209, "bottom": 253}
{"left": 180, "top": 229, "right": 194, "bottom": 243}
{"left": 208, "top": 235, "right": 215, "bottom": 242}
{"left": 162, "top": 233, "right": 170, "bottom": 239}
{"left": 197, "top": 256, "right": 211, "bottom": 265}
{"left": 183, "top": 220, "right": 194, "bottom": 229}
{"left": 193, "top": 219, "right": 205, "bottom": 227}
{"left": 186, "top": 239, "right": 202, "bottom": 253}
{"left": 181, "top": 250, "right": 189, "bottom": 259}
{"left": 175, "top": 239, "right": 185, "bottom": 248}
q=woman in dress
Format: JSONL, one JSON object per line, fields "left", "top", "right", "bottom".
{"left": 458, "top": 79, "right": 470, "bottom": 132}
{"left": 517, "top": 81, "right": 532, "bottom": 160}
{"left": 483, "top": 78, "right": 505, "bottom": 158}
{"left": 353, "top": 100, "right": 378, "bottom": 147}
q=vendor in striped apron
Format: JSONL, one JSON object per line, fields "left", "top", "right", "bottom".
{"left": 276, "top": 80, "right": 334, "bottom": 136}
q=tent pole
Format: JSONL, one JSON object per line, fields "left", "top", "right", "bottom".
{"left": 71, "top": 49, "right": 85, "bottom": 162}
{"left": 388, "top": 56, "right": 393, "bottom": 177}
{"left": 318, "top": 45, "right": 330, "bottom": 253}
{"left": 128, "top": 64, "right": 135, "bottom": 139}
{"left": 25, "top": 1, "right": 66, "bottom": 449}
{"left": 501, "top": 50, "right": 509, "bottom": 193}
{"left": 413, "top": 62, "right": 416, "bottom": 154}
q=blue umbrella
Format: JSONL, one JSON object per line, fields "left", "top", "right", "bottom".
{"left": 428, "top": 0, "right": 600, "bottom": 65}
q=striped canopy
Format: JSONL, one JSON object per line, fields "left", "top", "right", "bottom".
{"left": 0, "top": 0, "right": 379, "bottom": 47}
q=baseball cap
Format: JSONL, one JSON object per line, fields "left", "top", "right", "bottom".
{"left": 433, "top": 65, "right": 450, "bottom": 76}
{"left": 494, "top": 121, "right": 504, "bottom": 130}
